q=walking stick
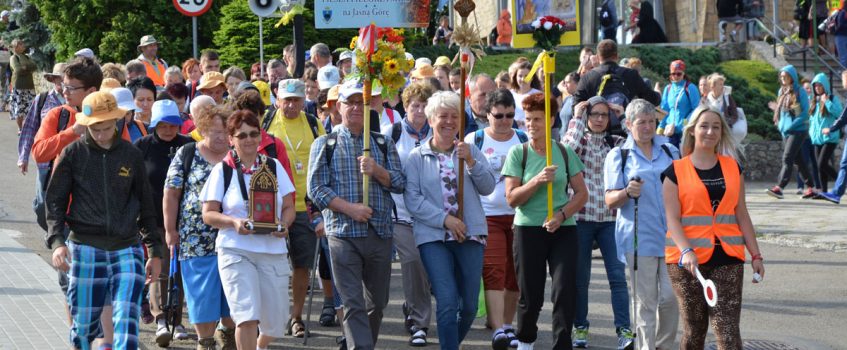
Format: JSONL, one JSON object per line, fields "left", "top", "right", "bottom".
{"left": 457, "top": 52, "right": 468, "bottom": 223}
{"left": 631, "top": 175, "right": 641, "bottom": 349}
{"left": 303, "top": 237, "right": 322, "bottom": 345}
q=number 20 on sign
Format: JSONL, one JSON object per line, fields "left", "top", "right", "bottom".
{"left": 173, "top": 0, "right": 213, "bottom": 16}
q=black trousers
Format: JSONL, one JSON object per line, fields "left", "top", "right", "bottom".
{"left": 815, "top": 143, "right": 838, "bottom": 192}
{"left": 514, "top": 225, "right": 578, "bottom": 349}
{"left": 778, "top": 132, "right": 813, "bottom": 188}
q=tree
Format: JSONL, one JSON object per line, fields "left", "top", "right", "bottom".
{"left": 2, "top": 2, "right": 55, "bottom": 70}
{"left": 31, "top": 0, "right": 229, "bottom": 64}
{"left": 213, "top": 0, "right": 356, "bottom": 71}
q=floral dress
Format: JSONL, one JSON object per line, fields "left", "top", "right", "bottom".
{"left": 165, "top": 145, "right": 218, "bottom": 260}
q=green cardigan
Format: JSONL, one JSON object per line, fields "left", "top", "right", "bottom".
{"left": 10, "top": 53, "right": 36, "bottom": 90}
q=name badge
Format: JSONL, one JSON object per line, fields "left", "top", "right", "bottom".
{"left": 295, "top": 160, "right": 305, "bottom": 175}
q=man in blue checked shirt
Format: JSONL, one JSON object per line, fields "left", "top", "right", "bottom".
{"left": 307, "top": 79, "right": 405, "bottom": 350}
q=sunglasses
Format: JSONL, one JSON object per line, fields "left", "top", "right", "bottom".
{"left": 491, "top": 112, "right": 515, "bottom": 119}
{"left": 670, "top": 72, "right": 684, "bottom": 77}
{"left": 588, "top": 112, "right": 610, "bottom": 119}
{"left": 233, "top": 131, "right": 261, "bottom": 140}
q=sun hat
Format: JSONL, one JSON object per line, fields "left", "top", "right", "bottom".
{"left": 317, "top": 65, "right": 341, "bottom": 90}
{"left": 338, "top": 51, "right": 354, "bottom": 62}
{"left": 137, "top": 35, "right": 159, "bottom": 49}
{"left": 109, "top": 87, "right": 141, "bottom": 112}
{"left": 74, "top": 48, "right": 95, "bottom": 59}
{"left": 197, "top": 72, "right": 226, "bottom": 90}
{"left": 434, "top": 56, "right": 451, "bottom": 67}
{"left": 414, "top": 57, "right": 432, "bottom": 69}
{"left": 150, "top": 100, "right": 183, "bottom": 128}
{"left": 76, "top": 91, "right": 129, "bottom": 126}
{"left": 410, "top": 64, "right": 435, "bottom": 80}
{"left": 277, "top": 79, "right": 305, "bottom": 99}
{"left": 322, "top": 84, "right": 340, "bottom": 109}
{"left": 43, "top": 63, "right": 66, "bottom": 82}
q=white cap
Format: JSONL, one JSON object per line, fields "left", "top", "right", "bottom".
{"left": 0, "top": 11, "right": 9, "bottom": 18}
{"left": 74, "top": 48, "right": 95, "bottom": 59}
{"left": 339, "top": 51, "right": 354, "bottom": 62}
{"left": 414, "top": 57, "right": 431, "bottom": 69}
{"left": 109, "top": 88, "right": 141, "bottom": 112}
{"left": 404, "top": 52, "right": 414, "bottom": 61}
{"left": 317, "top": 65, "right": 340, "bottom": 90}
{"left": 277, "top": 79, "right": 306, "bottom": 99}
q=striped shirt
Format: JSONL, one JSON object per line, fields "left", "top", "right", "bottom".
{"left": 307, "top": 125, "right": 405, "bottom": 238}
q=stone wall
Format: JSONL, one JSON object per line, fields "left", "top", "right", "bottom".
{"left": 743, "top": 140, "right": 845, "bottom": 182}
{"left": 663, "top": 0, "right": 718, "bottom": 43}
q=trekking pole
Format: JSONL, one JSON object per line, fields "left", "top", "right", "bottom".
{"left": 631, "top": 175, "right": 641, "bottom": 350}
{"left": 303, "top": 236, "right": 322, "bottom": 345}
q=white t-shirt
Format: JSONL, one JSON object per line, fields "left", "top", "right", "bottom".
{"left": 464, "top": 129, "right": 523, "bottom": 216}
{"left": 383, "top": 122, "right": 431, "bottom": 222}
{"left": 199, "top": 158, "right": 295, "bottom": 255}
{"left": 378, "top": 108, "right": 402, "bottom": 131}
{"left": 511, "top": 88, "right": 541, "bottom": 131}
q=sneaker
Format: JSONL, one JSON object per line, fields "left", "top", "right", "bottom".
{"left": 155, "top": 321, "right": 171, "bottom": 347}
{"left": 196, "top": 337, "right": 216, "bottom": 350}
{"left": 820, "top": 192, "right": 841, "bottom": 204}
{"left": 795, "top": 188, "right": 804, "bottom": 195}
{"left": 766, "top": 186, "right": 784, "bottom": 199}
{"left": 617, "top": 327, "right": 635, "bottom": 350}
{"left": 517, "top": 342, "right": 534, "bottom": 350}
{"left": 409, "top": 327, "right": 428, "bottom": 347}
{"left": 802, "top": 188, "right": 818, "bottom": 199}
{"left": 503, "top": 327, "right": 518, "bottom": 348}
{"left": 214, "top": 327, "right": 236, "bottom": 350}
{"left": 174, "top": 324, "right": 189, "bottom": 340}
{"left": 492, "top": 329, "right": 510, "bottom": 350}
{"left": 572, "top": 326, "right": 588, "bottom": 348}
{"left": 336, "top": 336, "right": 348, "bottom": 350}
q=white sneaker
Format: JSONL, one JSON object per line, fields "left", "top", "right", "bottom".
{"left": 155, "top": 321, "right": 171, "bottom": 347}
{"left": 173, "top": 324, "right": 189, "bottom": 340}
{"left": 517, "top": 342, "right": 534, "bottom": 350}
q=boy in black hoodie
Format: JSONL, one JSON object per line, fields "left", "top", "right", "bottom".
{"left": 46, "top": 91, "right": 162, "bottom": 350}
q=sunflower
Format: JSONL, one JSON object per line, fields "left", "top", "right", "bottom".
{"left": 350, "top": 36, "right": 358, "bottom": 50}
{"left": 384, "top": 59, "right": 400, "bottom": 75}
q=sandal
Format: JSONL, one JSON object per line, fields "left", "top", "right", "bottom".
{"left": 287, "top": 318, "right": 307, "bottom": 338}
{"left": 319, "top": 304, "right": 337, "bottom": 327}
{"left": 408, "top": 327, "right": 427, "bottom": 347}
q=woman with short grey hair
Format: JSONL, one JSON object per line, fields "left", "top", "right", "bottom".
{"left": 404, "top": 90, "right": 496, "bottom": 350}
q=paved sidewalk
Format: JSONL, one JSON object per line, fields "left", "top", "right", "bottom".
{"left": 0, "top": 229, "right": 69, "bottom": 349}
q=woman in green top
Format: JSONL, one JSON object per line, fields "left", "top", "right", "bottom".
{"left": 9, "top": 39, "right": 36, "bottom": 134}
{"left": 502, "top": 93, "right": 588, "bottom": 350}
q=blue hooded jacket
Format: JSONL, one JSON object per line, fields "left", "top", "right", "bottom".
{"left": 658, "top": 78, "right": 700, "bottom": 137}
{"left": 777, "top": 65, "right": 810, "bottom": 137}
{"left": 809, "top": 72, "right": 842, "bottom": 144}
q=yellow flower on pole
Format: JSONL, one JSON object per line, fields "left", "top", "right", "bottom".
{"left": 384, "top": 59, "right": 400, "bottom": 75}
{"left": 350, "top": 36, "right": 358, "bottom": 50}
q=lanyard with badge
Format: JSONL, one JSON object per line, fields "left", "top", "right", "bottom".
{"left": 282, "top": 115, "right": 306, "bottom": 175}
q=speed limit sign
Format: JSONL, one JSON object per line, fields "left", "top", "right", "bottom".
{"left": 173, "top": 0, "right": 213, "bottom": 16}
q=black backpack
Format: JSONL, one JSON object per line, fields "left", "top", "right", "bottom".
{"left": 262, "top": 107, "right": 321, "bottom": 139}
{"left": 598, "top": 1, "right": 614, "bottom": 27}
{"left": 596, "top": 66, "right": 631, "bottom": 137}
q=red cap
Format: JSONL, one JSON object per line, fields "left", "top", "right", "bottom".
{"left": 670, "top": 60, "right": 686, "bottom": 72}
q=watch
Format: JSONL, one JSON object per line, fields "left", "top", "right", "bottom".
{"left": 559, "top": 208, "right": 568, "bottom": 221}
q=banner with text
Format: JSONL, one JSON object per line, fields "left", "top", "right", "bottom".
{"left": 315, "top": 0, "right": 431, "bottom": 28}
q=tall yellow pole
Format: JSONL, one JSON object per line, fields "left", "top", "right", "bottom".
{"left": 543, "top": 51, "right": 555, "bottom": 219}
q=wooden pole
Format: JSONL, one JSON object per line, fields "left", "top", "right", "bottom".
{"left": 543, "top": 51, "right": 555, "bottom": 219}
{"left": 457, "top": 52, "right": 468, "bottom": 221}
{"left": 362, "top": 78, "right": 372, "bottom": 207}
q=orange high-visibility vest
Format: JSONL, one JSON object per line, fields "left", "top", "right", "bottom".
{"left": 665, "top": 155, "right": 746, "bottom": 264}
{"left": 142, "top": 58, "right": 167, "bottom": 87}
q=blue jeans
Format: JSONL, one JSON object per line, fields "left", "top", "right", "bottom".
{"left": 574, "top": 221, "right": 630, "bottom": 330}
{"left": 832, "top": 145, "right": 847, "bottom": 197}
{"left": 795, "top": 137, "right": 820, "bottom": 189}
{"left": 419, "top": 241, "right": 484, "bottom": 350}
{"left": 836, "top": 35, "right": 847, "bottom": 68}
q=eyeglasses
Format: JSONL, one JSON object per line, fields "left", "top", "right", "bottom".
{"left": 491, "top": 112, "right": 515, "bottom": 119}
{"left": 588, "top": 112, "right": 610, "bottom": 119}
{"left": 233, "top": 131, "right": 261, "bottom": 140}
{"left": 61, "top": 84, "right": 86, "bottom": 92}
{"left": 670, "top": 72, "right": 683, "bottom": 77}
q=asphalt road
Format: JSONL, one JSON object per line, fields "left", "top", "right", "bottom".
{"left": 1, "top": 114, "right": 845, "bottom": 349}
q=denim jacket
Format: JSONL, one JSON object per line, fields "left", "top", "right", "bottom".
{"left": 403, "top": 139, "right": 496, "bottom": 246}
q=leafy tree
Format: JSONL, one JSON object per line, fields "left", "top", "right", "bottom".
{"left": 213, "top": 0, "right": 356, "bottom": 71}
{"left": 1, "top": 2, "right": 55, "bottom": 70}
{"left": 31, "top": 0, "right": 228, "bottom": 64}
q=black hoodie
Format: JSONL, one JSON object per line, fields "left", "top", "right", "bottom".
{"left": 45, "top": 131, "right": 163, "bottom": 258}
{"left": 632, "top": 2, "right": 668, "bottom": 43}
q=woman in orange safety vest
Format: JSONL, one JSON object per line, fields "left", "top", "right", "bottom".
{"left": 661, "top": 105, "right": 765, "bottom": 349}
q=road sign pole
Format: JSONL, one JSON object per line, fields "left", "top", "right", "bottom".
{"left": 192, "top": 16, "right": 198, "bottom": 59}
{"left": 259, "top": 16, "right": 264, "bottom": 76}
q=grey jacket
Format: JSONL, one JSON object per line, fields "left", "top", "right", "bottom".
{"left": 403, "top": 139, "right": 496, "bottom": 246}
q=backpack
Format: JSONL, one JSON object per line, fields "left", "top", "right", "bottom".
{"left": 618, "top": 144, "right": 675, "bottom": 181}
{"left": 35, "top": 107, "right": 71, "bottom": 231}
{"left": 222, "top": 156, "right": 278, "bottom": 207}
{"left": 598, "top": 1, "right": 614, "bottom": 27}
{"left": 520, "top": 141, "right": 571, "bottom": 186}
{"left": 325, "top": 131, "right": 389, "bottom": 167}
{"left": 596, "top": 66, "right": 631, "bottom": 137}
{"left": 262, "top": 107, "right": 321, "bottom": 139}
{"left": 42, "top": 108, "right": 72, "bottom": 192}
{"left": 473, "top": 128, "right": 528, "bottom": 150}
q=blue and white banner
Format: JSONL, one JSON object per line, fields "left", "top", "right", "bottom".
{"left": 314, "top": 0, "right": 431, "bottom": 29}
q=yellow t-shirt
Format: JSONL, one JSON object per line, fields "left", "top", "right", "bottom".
{"left": 266, "top": 110, "right": 326, "bottom": 212}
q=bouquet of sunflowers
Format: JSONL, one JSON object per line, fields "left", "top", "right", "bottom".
{"left": 348, "top": 26, "right": 413, "bottom": 99}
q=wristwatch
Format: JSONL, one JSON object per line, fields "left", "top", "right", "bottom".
{"left": 559, "top": 208, "right": 568, "bottom": 221}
